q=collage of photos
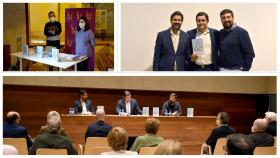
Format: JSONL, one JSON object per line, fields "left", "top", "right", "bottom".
{"left": 1, "top": 0, "right": 279, "bottom": 157}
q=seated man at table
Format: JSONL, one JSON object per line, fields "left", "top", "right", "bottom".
{"left": 29, "top": 114, "right": 77, "bottom": 155}
{"left": 3, "top": 111, "right": 33, "bottom": 149}
{"left": 116, "top": 91, "right": 142, "bottom": 115}
{"left": 162, "top": 93, "right": 182, "bottom": 116}
{"left": 85, "top": 109, "right": 112, "bottom": 141}
{"left": 130, "top": 118, "right": 163, "bottom": 152}
{"left": 74, "top": 89, "right": 94, "bottom": 115}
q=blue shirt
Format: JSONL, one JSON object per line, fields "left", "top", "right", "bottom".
{"left": 75, "top": 29, "right": 95, "bottom": 57}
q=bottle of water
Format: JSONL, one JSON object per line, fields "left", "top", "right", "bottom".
{"left": 168, "top": 111, "right": 171, "bottom": 116}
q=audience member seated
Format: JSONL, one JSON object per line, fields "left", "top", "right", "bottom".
{"left": 264, "top": 112, "right": 276, "bottom": 136}
{"left": 85, "top": 109, "right": 112, "bottom": 141}
{"left": 205, "top": 112, "right": 235, "bottom": 153}
{"left": 101, "top": 127, "right": 138, "bottom": 155}
{"left": 130, "top": 118, "right": 163, "bottom": 152}
{"left": 29, "top": 113, "right": 77, "bottom": 155}
{"left": 3, "top": 145, "right": 18, "bottom": 155}
{"left": 74, "top": 89, "right": 94, "bottom": 115}
{"left": 154, "top": 139, "right": 184, "bottom": 155}
{"left": 38, "top": 111, "right": 67, "bottom": 137}
{"left": 3, "top": 111, "right": 33, "bottom": 148}
{"left": 225, "top": 134, "right": 254, "bottom": 155}
{"left": 249, "top": 118, "right": 274, "bottom": 147}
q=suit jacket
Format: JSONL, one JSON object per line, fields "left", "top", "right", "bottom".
{"left": 248, "top": 132, "right": 274, "bottom": 147}
{"left": 38, "top": 125, "right": 68, "bottom": 137}
{"left": 153, "top": 28, "right": 189, "bottom": 71}
{"left": 162, "top": 101, "right": 182, "bottom": 116}
{"left": 74, "top": 99, "right": 94, "bottom": 114}
{"left": 116, "top": 98, "right": 142, "bottom": 115}
{"left": 186, "top": 28, "right": 219, "bottom": 71}
{"left": 3, "top": 123, "right": 33, "bottom": 148}
{"left": 29, "top": 133, "right": 77, "bottom": 155}
{"left": 85, "top": 120, "right": 113, "bottom": 141}
{"left": 265, "top": 121, "right": 276, "bottom": 136}
{"left": 206, "top": 125, "right": 235, "bottom": 153}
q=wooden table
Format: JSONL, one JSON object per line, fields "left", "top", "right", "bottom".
{"left": 61, "top": 115, "right": 217, "bottom": 155}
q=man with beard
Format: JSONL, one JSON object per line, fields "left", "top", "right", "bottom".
{"left": 153, "top": 11, "right": 189, "bottom": 71}
{"left": 219, "top": 9, "right": 255, "bottom": 71}
{"left": 162, "top": 93, "right": 182, "bottom": 116}
{"left": 187, "top": 12, "right": 219, "bottom": 71}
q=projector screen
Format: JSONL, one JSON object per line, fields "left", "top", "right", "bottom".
{"left": 121, "top": 3, "right": 276, "bottom": 71}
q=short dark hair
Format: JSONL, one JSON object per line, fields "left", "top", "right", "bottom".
{"left": 124, "top": 91, "right": 131, "bottom": 97}
{"left": 48, "top": 11, "right": 55, "bottom": 17}
{"left": 6, "top": 113, "right": 19, "bottom": 124}
{"left": 196, "top": 12, "right": 209, "bottom": 22}
{"left": 218, "top": 112, "right": 230, "bottom": 124}
{"left": 77, "top": 16, "right": 90, "bottom": 32}
{"left": 226, "top": 134, "right": 254, "bottom": 155}
{"left": 170, "top": 11, "right": 184, "bottom": 21}
{"left": 220, "top": 9, "right": 234, "bottom": 17}
{"left": 170, "top": 93, "right": 177, "bottom": 98}
{"left": 79, "top": 89, "right": 87, "bottom": 96}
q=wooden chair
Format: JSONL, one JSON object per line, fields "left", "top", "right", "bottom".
{"left": 254, "top": 147, "right": 276, "bottom": 155}
{"left": 3, "top": 138, "right": 28, "bottom": 155}
{"left": 213, "top": 138, "right": 227, "bottom": 155}
{"left": 84, "top": 137, "right": 109, "bottom": 155}
{"left": 90, "top": 147, "right": 112, "bottom": 155}
{"left": 36, "top": 148, "right": 68, "bottom": 155}
{"left": 200, "top": 143, "right": 212, "bottom": 155}
{"left": 77, "top": 144, "right": 84, "bottom": 155}
{"left": 139, "top": 147, "right": 157, "bottom": 155}
{"left": 274, "top": 136, "right": 277, "bottom": 147}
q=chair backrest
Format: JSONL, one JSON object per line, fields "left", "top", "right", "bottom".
{"left": 254, "top": 147, "right": 276, "bottom": 155}
{"left": 213, "top": 138, "right": 227, "bottom": 155}
{"left": 77, "top": 144, "right": 84, "bottom": 155}
{"left": 86, "top": 147, "right": 112, "bottom": 155}
{"left": 84, "top": 137, "right": 109, "bottom": 154}
{"left": 36, "top": 148, "right": 68, "bottom": 155}
{"left": 200, "top": 143, "right": 212, "bottom": 155}
{"left": 139, "top": 147, "right": 158, "bottom": 155}
{"left": 3, "top": 138, "right": 28, "bottom": 155}
{"left": 274, "top": 137, "right": 276, "bottom": 147}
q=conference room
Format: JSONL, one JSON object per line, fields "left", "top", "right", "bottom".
{"left": 3, "top": 76, "right": 277, "bottom": 155}
{"left": 3, "top": 3, "right": 114, "bottom": 71}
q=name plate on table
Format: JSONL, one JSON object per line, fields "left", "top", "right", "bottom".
{"left": 143, "top": 107, "right": 149, "bottom": 116}
{"left": 153, "top": 107, "right": 159, "bottom": 116}
{"left": 187, "top": 108, "right": 194, "bottom": 117}
{"left": 192, "top": 38, "right": 204, "bottom": 54}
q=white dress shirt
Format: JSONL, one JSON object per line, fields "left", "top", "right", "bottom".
{"left": 125, "top": 102, "right": 131, "bottom": 114}
{"left": 170, "top": 29, "right": 180, "bottom": 70}
{"left": 195, "top": 29, "right": 212, "bottom": 65}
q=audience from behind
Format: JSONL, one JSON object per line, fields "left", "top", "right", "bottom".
{"left": 226, "top": 134, "right": 254, "bottom": 155}
{"left": 101, "top": 127, "right": 137, "bottom": 155}
{"left": 38, "top": 111, "right": 67, "bottom": 137}
{"left": 264, "top": 112, "right": 277, "bottom": 136}
{"left": 205, "top": 112, "right": 235, "bottom": 153}
{"left": 74, "top": 89, "right": 95, "bottom": 115}
{"left": 130, "top": 118, "right": 163, "bottom": 152}
{"left": 154, "top": 139, "right": 184, "bottom": 155}
{"left": 3, "top": 144, "right": 18, "bottom": 155}
{"left": 3, "top": 111, "right": 33, "bottom": 148}
{"left": 85, "top": 109, "right": 112, "bottom": 141}
{"left": 29, "top": 112, "right": 77, "bottom": 155}
{"left": 249, "top": 118, "right": 274, "bottom": 147}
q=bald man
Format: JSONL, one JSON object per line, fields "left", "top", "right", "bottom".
{"left": 85, "top": 109, "right": 113, "bottom": 141}
{"left": 265, "top": 112, "right": 277, "bottom": 136}
{"left": 3, "top": 111, "right": 33, "bottom": 148}
{"left": 248, "top": 118, "right": 274, "bottom": 147}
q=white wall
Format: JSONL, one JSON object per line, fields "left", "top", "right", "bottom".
{"left": 121, "top": 3, "right": 277, "bottom": 71}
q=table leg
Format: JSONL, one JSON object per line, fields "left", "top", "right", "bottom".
{"left": 19, "top": 58, "right": 23, "bottom": 71}
{"left": 74, "top": 64, "right": 77, "bottom": 71}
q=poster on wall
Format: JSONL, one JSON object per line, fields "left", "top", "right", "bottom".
{"left": 65, "top": 8, "right": 96, "bottom": 70}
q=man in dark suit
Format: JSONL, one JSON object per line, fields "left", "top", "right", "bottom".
{"left": 248, "top": 118, "right": 274, "bottom": 147}
{"left": 206, "top": 112, "right": 235, "bottom": 154}
{"left": 3, "top": 111, "right": 33, "bottom": 148}
{"left": 85, "top": 109, "right": 112, "bottom": 141}
{"left": 74, "top": 89, "right": 94, "bottom": 114}
{"left": 226, "top": 134, "right": 254, "bottom": 155}
{"left": 153, "top": 11, "right": 190, "bottom": 71}
{"left": 116, "top": 91, "right": 142, "bottom": 115}
{"left": 187, "top": 12, "right": 219, "bottom": 71}
{"left": 162, "top": 93, "right": 182, "bottom": 116}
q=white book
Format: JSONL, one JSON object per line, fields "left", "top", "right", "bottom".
{"left": 153, "top": 107, "right": 159, "bottom": 117}
{"left": 142, "top": 107, "right": 149, "bottom": 116}
{"left": 192, "top": 38, "right": 204, "bottom": 54}
{"left": 187, "top": 108, "right": 194, "bottom": 117}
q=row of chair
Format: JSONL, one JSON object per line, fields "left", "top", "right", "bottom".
{"left": 4, "top": 137, "right": 276, "bottom": 155}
